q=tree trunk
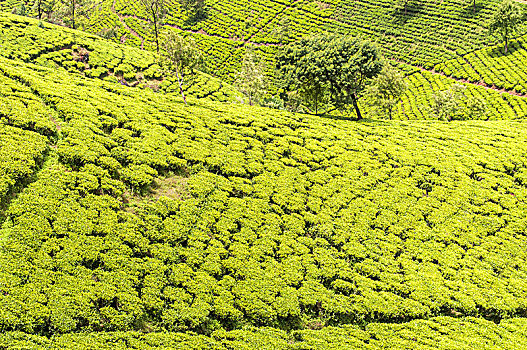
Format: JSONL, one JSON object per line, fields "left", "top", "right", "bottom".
{"left": 176, "top": 69, "right": 187, "bottom": 105}
{"left": 473, "top": 0, "right": 475, "bottom": 14}
{"left": 72, "top": 0, "right": 75, "bottom": 29}
{"left": 351, "top": 94, "right": 362, "bottom": 120}
{"left": 38, "top": 0, "right": 42, "bottom": 20}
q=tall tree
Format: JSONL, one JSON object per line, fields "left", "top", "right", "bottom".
{"left": 277, "top": 35, "right": 382, "bottom": 118}
{"left": 488, "top": 0, "right": 524, "bottom": 54}
{"left": 323, "top": 36, "right": 383, "bottom": 119}
{"left": 365, "top": 64, "right": 407, "bottom": 119}
{"left": 276, "top": 36, "right": 330, "bottom": 115}
{"left": 235, "top": 48, "right": 267, "bottom": 106}
{"left": 60, "top": 0, "right": 91, "bottom": 29}
{"left": 34, "top": 0, "right": 43, "bottom": 19}
{"left": 160, "top": 31, "right": 202, "bottom": 104}
{"left": 140, "top": 0, "right": 165, "bottom": 53}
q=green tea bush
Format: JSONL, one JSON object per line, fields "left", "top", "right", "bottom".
{"left": 2, "top": 54, "right": 527, "bottom": 339}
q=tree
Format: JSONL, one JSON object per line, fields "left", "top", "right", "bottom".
{"left": 42, "top": 0, "right": 57, "bottom": 20}
{"left": 277, "top": 35, "right": 382, "bottom": 118}
{"left": 323, "top": 36, "right": 383, "bottom": 119}
{"left": 33, "top": 0, "right": 56, "bottom": 20}
{"left": 276, "top": 36, "right": 329, "bottom": 115}
{"left": 365, "top": 64, "right": 407, "bottom": 119}
{"left": 235, "top": 48, "right": 267, "bottom": 106}
{"left": 140, "top": 0, "right": 165, "bottom": 53}
{"left": 395, "top": 0, "right": 419, "bottom": 16}
{"left": 396, "top": 0, "right": 410, "bottom": 15}
{"left": 160, "top": 31, "right": 202, "bottom": 104}
{"left": 488, "top": 0, "right": 524, "bottom": 54}
{"left": 430, "top": 84, "right": 488, "bottom": 121}
{"left": 59, "top": 0, "right": 91, "bottom": 29}
{"left": 272, "top": 16, "right": 291, "bottom": 41}
{"left": 34, "top": 0, "right": 44, "bottom": 20}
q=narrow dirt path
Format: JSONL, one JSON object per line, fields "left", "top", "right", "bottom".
{"left": 112, "top": 0, "right": 145, "bottom": 48}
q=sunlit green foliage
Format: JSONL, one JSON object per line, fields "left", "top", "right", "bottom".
{"left": 488, "top": 0, "right": 524, "bottom": 54}
{"left": 2, "top": 6, "right": 527, "bottom": 348}
{"left": 2, "top": 316, "right": 527, "bottom": 348}
{"left": 76, "top": 0, "right": 527, "bottom": 77}
{"left": 0, "top": 13, "right": 241, "bottom": 102}
{"left": 2, "top": 51, "right": 527, "bottom": 338}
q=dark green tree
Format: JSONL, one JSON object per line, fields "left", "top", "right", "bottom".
{"left": 323, "top": 36, "right": 383, "bottom": 119}
{"left": 179, "top": 0, "right": 206, "bottom": 19}
{"left": 276, "top": 36, "right": 327, "bottom": 114}
{"left": 488, "top": 0, "right": 524, "bottom": 54}
{"left": 277, "top": 35, "right": 382, "bottom": 118}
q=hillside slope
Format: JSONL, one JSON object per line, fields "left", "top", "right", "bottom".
{"left": 2, "top": 35, "right": 527, "bottom": 347}
{"left": 75, "top": 0, "right": 527, "bottom": 79}
{"left": 0, "top": 13, "right": 242, "bottom": 102}
{"left": 4, "top": 13, "right": 527, "bottom": 121}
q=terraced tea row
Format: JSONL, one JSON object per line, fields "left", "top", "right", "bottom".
{"left": 2, "top": 317, "right": 527, "bottom": 349}
{"left": 390, "top": 70, "right": 527, "bottom": 120}
{"left": 80, "top": 0, "right": 525, "bottom": 79}
{"left": 0, "top": 14, "right": 241, "bottom": 102}
{"left": 435, "top": 34, "right": 527, "bottom": 95}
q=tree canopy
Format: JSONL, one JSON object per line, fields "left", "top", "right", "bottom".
{"left": 488, "top": 0, "right": 524, "bottom": 54}
{"left": 235, "top": 48, "right": 267, "bottom": 106}
{"left": 277, "top": 35, "right": 383, "bottom": 118}
{"left": 160, "top": 31, "right": 202, "bottom": 104}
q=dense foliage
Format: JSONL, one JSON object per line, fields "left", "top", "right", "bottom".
{"left": 2, "top": 47, "right": 527, "bottom": 341}
{"left": 0, "top": 13, "right": 241, "bottom": 102}
{"left": 2, "top": 2, "right": 527, "bottom": 348}
{"left": 277, "top": 35, "right": 383, "bottom": 118}
{"left": 435, "top": 33, "right": 527, "bottom": 94}
{"left": 2, "top": 317, "right": 527, "bottom": 348}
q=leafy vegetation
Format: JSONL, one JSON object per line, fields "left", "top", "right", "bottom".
{"left": 435, "top": 33, "right": 527, "bottom": 94}
{"left": 277, "top": 35, "right": 383, "bottom": 118}
{"left": 2, "top": 0, "right": 527, "bottom": 347}
{"left": 488, "top": 0, "right": 524, "bottom": 54}
{"left": 3, "top": 46, "right": 527, "bottom": 336}
{"left": 0, "top": 13, "right": 241, "bottom": 102}
{"left": 2, "top": 317, "right": 527, "bottom": 348}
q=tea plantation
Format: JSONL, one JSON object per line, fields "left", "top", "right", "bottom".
{"left": 2, "top": 0, "right": 527, "bottom": 346}
{"left": 82, "top": 0, "right": 527, "bottom": 80}
{"left": 0, "top": 14, "right": 241, "bottom": 102}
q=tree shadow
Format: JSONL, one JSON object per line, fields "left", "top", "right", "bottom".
{"left": 183, "top": 8, "right": 209, "bottom": 27}
{"left": 391, "top": 1, "right": 425, "bottom": 25}
{"left": 318, "top": 112, "right": 393, "bottom": 126}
